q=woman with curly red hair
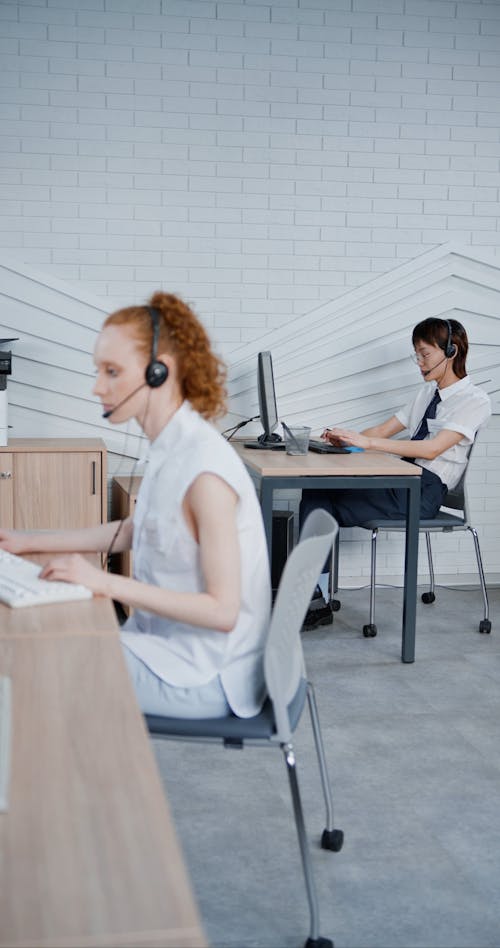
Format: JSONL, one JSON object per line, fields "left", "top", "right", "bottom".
{"left": 0, "top": 293, "right": 271, "bottom": 719}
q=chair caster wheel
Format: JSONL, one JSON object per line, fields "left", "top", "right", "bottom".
{"left": 421, "top": 592, "right": 435, "bottom": 604}
{"left": 305, "top": 938, "right": 334, "bottom": 948}
{"left": 321, "top": 827, "right": 344, "bottom": 852}
{"left": 363, "top": 624, "right": 377, "bottom": 638}
{"left": 479, "top": 619, "right": 491, "bottom": 634}
{"left": 331, "top": 599, "right": 341, "bottom": 612}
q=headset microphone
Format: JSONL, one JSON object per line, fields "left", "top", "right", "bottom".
{"left": 102, "top": 383, "right": 147, "bottom": 419}
{"left": 422, "top": 354, "right": 448, "bottom": 376}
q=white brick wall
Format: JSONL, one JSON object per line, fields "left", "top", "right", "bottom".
{"left": 1, "top": 0, "right": 500, "bottom": 343}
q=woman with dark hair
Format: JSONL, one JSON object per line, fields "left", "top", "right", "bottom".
{"left": 300, "top": 316, "right": 491, "bottom": 629}
{"left": 0, "top": 293, "right": 271, "bottom": 717}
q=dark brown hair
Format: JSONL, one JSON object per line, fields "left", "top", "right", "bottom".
{"left": 104, "top": 292, "right": 227, "bottom": 419}
{"left": 412, "top": 317, "right": 468, "bottom": 379}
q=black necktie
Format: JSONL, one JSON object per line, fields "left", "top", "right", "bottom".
{"left": 412, "top": 389, "right": 441, "bottom": 441}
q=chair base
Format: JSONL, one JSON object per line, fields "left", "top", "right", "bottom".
{"left": 321, "top": 827, "right": 344, "bottom": 852}
{"left": 421, "top": 591, "right": 435, "bottom": 604}
{"left": 304, "top": 937, "right": 334, "bottom": 948}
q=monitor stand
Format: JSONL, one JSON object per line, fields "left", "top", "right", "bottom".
{"left": 243, "top": 433, "right": 285, "bottom": 450}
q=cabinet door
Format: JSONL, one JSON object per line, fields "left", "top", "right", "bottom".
{"left": 13, "top": 452, "right": 103, "bottom": 530}
{"left": 0, "top": 453, "right": 14, "bottom": 527}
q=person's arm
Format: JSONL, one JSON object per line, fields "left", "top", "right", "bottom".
{"left": 323, "top": 414, "right": 405, "bottom": 445}
{"left": 39, "top": 473, "right": 241, "bottom": 632}
{"left": 0, "top": 518, "right": 134, "bottom": 557}
{"left": 325, "top": 424, "right": 463, "bottom": 460}
{"left": 361, "top": 415, "right": 406, "bottom": 439}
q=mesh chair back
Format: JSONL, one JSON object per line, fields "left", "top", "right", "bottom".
{"left": 264, "top": 509, "right": 338, "bottom": 744}
{"left": 441, "top": 435, "right": 477, "bottom": 521}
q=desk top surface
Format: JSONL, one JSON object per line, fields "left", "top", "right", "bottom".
{"left": 0, "top": 595, "right": 119, "bottom": 641}
{"left": 0, "top": 438, "right": 107, "bottom": 453}
{"left": 234, "top": 443, "right": 422, "bottom": 478}
{"left": 0, "top": 598, "right": 206, "bottom": 948}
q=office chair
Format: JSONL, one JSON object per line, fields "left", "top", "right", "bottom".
{"left": 358, "top": 437, "right": 491, "bottom": 638}
{"left": 146, "top": 509, "right": 343, "bottom": 948}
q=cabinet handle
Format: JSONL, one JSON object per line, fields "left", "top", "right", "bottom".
{"left": 0, "top": 471, "right": 12, "bottom": 479}
{"left": 91, "top": 461, "right": 96, "bottom": 495}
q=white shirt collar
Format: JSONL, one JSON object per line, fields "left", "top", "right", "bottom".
{"left": 438, "top": 375, "right": 471, "bottom": 403}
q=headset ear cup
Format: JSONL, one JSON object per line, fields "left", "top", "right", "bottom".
{"left": 443, "top": 319, "right": 455, "bottom": 358}
{"left": 145, "top": 360, "right": 168, "bottom": 388}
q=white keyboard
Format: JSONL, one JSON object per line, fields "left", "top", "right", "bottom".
{"left": 0, "top": 675, "right": 11, "bottom": 812}
{"left": 0, "top": 548, "right": 92, "bottom": 608}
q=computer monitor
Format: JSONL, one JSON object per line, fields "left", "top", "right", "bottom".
{"left": 256, "top": 351, "right": 282, "bottom": 445}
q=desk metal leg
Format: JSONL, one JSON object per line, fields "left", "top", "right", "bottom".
{"left": 401, "top": 478, "right": 421, "bottom": 663}
{"left": 328, "top": 530, "right": 340, "bottom": 602}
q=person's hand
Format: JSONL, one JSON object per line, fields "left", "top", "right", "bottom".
{"left": 321, "top": 427, "right": 342, "bottom": 444}
{"left": 321, "top": 426, "right": 349, "bottom": 447}
{"left": 39, "top": 554, "right": 109, "bottom": 596}
{"left": 323, "top": 427, "right": 371, "bottom": 450}
{"left": 0, "top": 529, "right": 32, "bottom": 556}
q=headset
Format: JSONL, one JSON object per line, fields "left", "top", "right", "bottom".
{"left": 102, "top": 305, "right": 168, "bottom": 419}
{"left": 420, "top": 318, "right": 457, "bottom": 377}
{"left": 145, "top": 305, "right": 169, "bottom": 388}
{"left": 441, "top": 318, "right": 456, "bottom": 359}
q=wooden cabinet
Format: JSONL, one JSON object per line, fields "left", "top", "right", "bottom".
{"left": 0, "top": 439, "right": 107, "bottom": 561}
{"left": 0, "top": 452, "right": 14, "bottom": 527}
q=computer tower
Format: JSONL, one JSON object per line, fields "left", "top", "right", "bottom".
{"left": 271, "top": 509, "right": 294, "bottom": 593}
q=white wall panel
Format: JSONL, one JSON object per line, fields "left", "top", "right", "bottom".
{"left": 1, "top": 244, "right": 499, "bottom": 584}
{"left": 0, "top": 255, "right": 146, "bottom": 465}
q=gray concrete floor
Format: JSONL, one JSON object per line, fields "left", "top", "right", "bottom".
{"left": 152, "top": 583, "right": 500, "bottom": 948}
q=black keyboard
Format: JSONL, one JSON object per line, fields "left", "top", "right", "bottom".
{"left": 308, "top": 440, "right": 349, "bottom": 455}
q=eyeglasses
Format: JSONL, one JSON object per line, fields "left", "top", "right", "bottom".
{"left": 410, "top": 352, "right": 432, "bottom": 365}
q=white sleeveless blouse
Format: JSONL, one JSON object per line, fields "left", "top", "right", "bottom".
{"left": 121, "top": 401, "right": 271, "bottom": 718}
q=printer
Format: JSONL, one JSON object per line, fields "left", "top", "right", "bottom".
{"left": 0, "top": 338, "right": 18, "bottom": 446}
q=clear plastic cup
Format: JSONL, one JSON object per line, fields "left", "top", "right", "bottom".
{"left": 283, "top": 425, "right": 311, "bottom": 455}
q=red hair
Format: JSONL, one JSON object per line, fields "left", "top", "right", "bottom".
{"left": 103, "top": 293, "right": 227, "bottom": 419}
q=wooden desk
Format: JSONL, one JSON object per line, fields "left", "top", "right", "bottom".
{"left": 235, "top": 445, "right": 421, "bottom": 664}
{"left": 0, "top": 597, "right": 206, "bottom": 948}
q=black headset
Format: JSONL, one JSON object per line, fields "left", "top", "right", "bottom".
{"left": 145, "top": 306, "right": 169, "bottom": 388}
{"left": 441, "top": 318, "right": 456, "bottom": 359}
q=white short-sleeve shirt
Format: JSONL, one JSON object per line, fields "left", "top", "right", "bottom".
{"left": 120, "top": 401, "right": 271, "bottom": 718}
{"left": 395, "top": 376, "right": 491, "bottom": 490}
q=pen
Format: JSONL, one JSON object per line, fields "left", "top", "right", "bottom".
{"left": 281, "top": 420, "right": 302, "bottom": 453}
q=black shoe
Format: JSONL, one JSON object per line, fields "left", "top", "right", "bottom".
{"left": 302, "top": 600, "right": 334, "bottom": 631}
